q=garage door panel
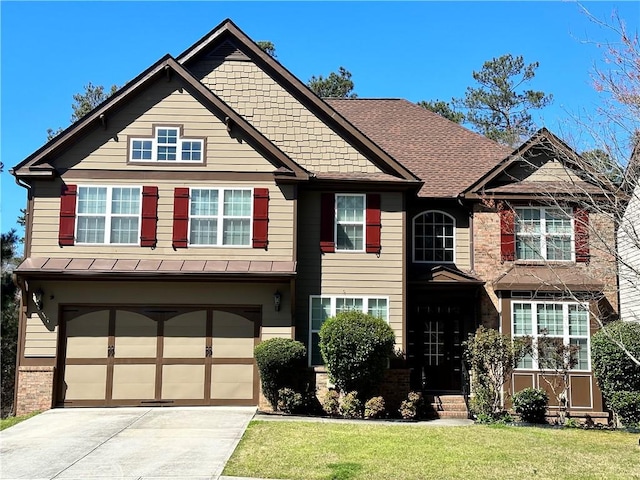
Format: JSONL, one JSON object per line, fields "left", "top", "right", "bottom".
{"left": 211, "top": 364, "right": 254, "bottom": 400}
{"left": 114, "top": 311, "right": 157, "bottom": 358}
{"left": 64, "top": 365, "right": 107, "bottom": 400}
{"left": 112, "top": 364, "right": 156, "bottom": 399}
{"left": 164, "top": 311, "right": 207, "bottom": 358}
{"left": 162, "top": 365, "right": 205, "bottom": 399}
{"left": 212, "top": 312, "right": 254, "bottom": 359}
{"left": 65, "top": 311, "right": 109, "bottom": 359}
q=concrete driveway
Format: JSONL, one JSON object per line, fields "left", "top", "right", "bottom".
{"left": 0, "top": 407, "right": 256, "bottom": 480}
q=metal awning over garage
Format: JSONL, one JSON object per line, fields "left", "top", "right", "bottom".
{"left": 15, "top": 257, "right": 297, "bottom": 281}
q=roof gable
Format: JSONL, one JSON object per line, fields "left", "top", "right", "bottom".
{"left": 12, "top": 56, "right": 308, "bottom": 180}
{"left": 463, "top": 128, "right": 604, "bottom": 199}
{"left": 176, "top": 19, "right": 418, "bottom": 182}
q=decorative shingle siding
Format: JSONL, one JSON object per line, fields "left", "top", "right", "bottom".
{"left": 190, "top": 60, "right": 382, "bottom": 174}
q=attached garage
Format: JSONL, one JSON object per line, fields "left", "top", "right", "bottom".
{"left": 57, "top": 305, "right": 260, "bottom": 407}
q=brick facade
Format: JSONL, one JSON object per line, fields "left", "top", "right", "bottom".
{"left": 16, "top": 366, "right": 54, "bottom": 416}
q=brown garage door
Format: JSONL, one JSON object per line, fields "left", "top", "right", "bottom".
{"left": 57, "top": 306, "right": 260, "bottom": 407}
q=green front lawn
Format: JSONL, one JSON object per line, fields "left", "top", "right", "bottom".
{"left": 0, "top": 411, "right": 40, "bottom": 431}
{"left": 224, "top": 421, "right": 640, "bottom": 480}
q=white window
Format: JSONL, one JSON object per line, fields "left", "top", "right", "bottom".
{"left": 130, "top": 126, "right": 203, "bottom": 162}
{"left": 512, "top": 301, "right": 590, "bottom": 371}
{"left": 515, "top": 207, "right": 573, "bottom": 261}
{"left": 335, "top": 194, "right": 365, "bottom": 251}
{"left": 76, "top": 186, "right": 141, "bottom": 244}
{"left": 413, "top": 211, "right": 455, "bottom": 263}
{"left": 189, "top": 188, "right": 252, "bottom": 246}
{"left": 309, "top": 295, "right": 389, "bottom": 365}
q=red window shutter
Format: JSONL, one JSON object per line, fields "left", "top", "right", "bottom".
{"left": 500, "top": 206, "right": 516, "bottom": 262}
{"left": 253, "top": 188, "right": 269, "bottom": 249}
{"left": 172, "top": 187, "right": 190, "bottom": 249}
{"left": 140, "top": 186, "right": 158, "bottom": 247}
{"left": 366, "top": 194, "right": 381, "bottom": 254}
{"left": 574, "top": 206, "right": 590, "bottom": 263}
{"left": 320, "top": 193, "right": 335, "bottom": 253}
{"left": 58, "top": 184, "right": 77, "bottom": 246}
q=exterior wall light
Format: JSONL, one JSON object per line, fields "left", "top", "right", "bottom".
{"left": 32, "top": 288, "right": 44, "bottom": 310}
{"left": 274, "top": 291, "right": 282, "bottom": 312}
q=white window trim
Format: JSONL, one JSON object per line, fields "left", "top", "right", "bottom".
{"left": 335, "top": 193, "right": 366, "bottom": 252}
{"left": 512, "top": 300, "right": 590, "bottom": 372}
{"left": 188, "top": 187, "right": 253, "bottom": 247}
{"left": 515, "top": 207, "right": 575, "bottom": 262}
{"left": 129, "top": 126, "right": 204, "bottom": 163}
{"left": 412, "top": 210, "right": 456, "bottom": 264}
{"left": 308, "top": 295, "right": 390, "bottom": 366}
{"left": 75, "top": 185, "right": 142, "bottom": 246}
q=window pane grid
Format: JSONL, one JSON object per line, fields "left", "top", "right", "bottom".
{"left": 414, "top": 211, "right": 455, "bottom": 262}
{"left": 335, "top": 195, "right": 365, "bottom": 251}
{"left": 76, "top": 187, "right": 140, "bottom": 244}
{"left": 512, "top": 301, "right": 590, "bottom": 371}
{"left": 189, "top": 188, "right": 251, "bottom": 246}
{"left": 515, "top": 207, "right": 573, "bottom": 261}
{"left": 130, "top": 127, "right": 203, "bottom": 162}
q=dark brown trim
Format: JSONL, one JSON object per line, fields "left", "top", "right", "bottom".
{"left": 462, "top": 192, "right": 608, "bottom": 201}
{"left": 25, "top": 194, "right": 34, "bottom": 258}
{"left": 204, "top": 310, "right": 213, "bottom": 402}
{"left": 401, "top": 193, "right": 407, "bottom": 354}
{"left": 62, "top": 170, "right": 283, "bottom": 182}
{"left": 292, "top": 184, "right": 298, "bottom": 263}
{"left": 105, "top": 309, "right": 116, "bottom": 404}
{"left": 154, "top": 319, "right": 164, "bottom": 400}
{"left": 20, "top": 357, "right": 56, "bottom": 367}
{"left": 177, "top": 20, "right": 418, "bottom": 182}
{"left": 306, "top": 179, "right": 422, "bottom": 192}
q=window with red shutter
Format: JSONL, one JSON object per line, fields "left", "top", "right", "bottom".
{"left": 253, "top": 188, "right": 269, "bottom": 249}
{"left": 500, "top": 206, "right": 516, "bottom": 262}
{"left": 140, "top": 186, "right": 159, "bottom": 248}
{"left": 59, "top": 184, "right": 77, "bottom": 246}
{"left": 172, "top": 187, "right": 190, "bottom": 248}
{"left": 320, "top": 193, "right": 335, "bottom": 253}
{"left": 366, "top": 194, "right": 381, "bottom": 254}
{"left": 574, "top": 207, "right": 589, "bottom": 263}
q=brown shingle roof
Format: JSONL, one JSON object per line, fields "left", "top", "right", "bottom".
{"left": 326, "top": 99, "right": 511, "bottom": 198}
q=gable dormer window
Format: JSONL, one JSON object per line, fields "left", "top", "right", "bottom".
{"left": 129, "top": 126, "right": 204, "bottom": 163}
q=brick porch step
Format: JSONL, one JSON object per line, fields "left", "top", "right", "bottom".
{"left": 426, "top": 394, "right": 469, "bottom": 419}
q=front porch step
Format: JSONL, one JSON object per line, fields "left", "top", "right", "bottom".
{"left": 425, "top": 394, "right": 469, "bottom": 419}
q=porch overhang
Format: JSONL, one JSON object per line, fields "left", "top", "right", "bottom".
{"left": 409, "top": 265, "right": 485, "bottom": 287}
{"left": 493, "top": 265, "right": 604, "bottom": 293}
{"left": 15, "top": 257, "right": 297, "bottom": 283}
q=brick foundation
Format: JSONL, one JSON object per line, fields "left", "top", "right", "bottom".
{"left": 16, "top": 366, "right": 54, "bottom": 416}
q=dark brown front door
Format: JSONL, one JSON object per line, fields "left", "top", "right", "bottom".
{"left": 408, "top": 301, "right": 469, "bottom": 392}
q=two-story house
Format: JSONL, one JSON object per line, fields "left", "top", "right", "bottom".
{"left": 11, "top": 19, "right": 616, "bottom": 421}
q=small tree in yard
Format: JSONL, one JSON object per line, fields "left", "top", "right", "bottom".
{"left": 464, "top": 326, "right": 528, "bottom": 419}
{"left": 319, "top": 311, "right": 395, "bottom": 399}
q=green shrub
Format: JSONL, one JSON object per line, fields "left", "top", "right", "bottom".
{"left": 254, "top": 338, "right": 307, "bottom": 410}
{"left": 608, "top": 391, "right": 640, "bottom": 428}
{"left": 364, "top": 396, "right": 386, "bottom": 419}
{"left": 277, "top": 388, "right": 303, "bottom": 414}
{"left": 321, "top": 389, "right": 340, "bottom": 417}
{"left": 399, "top": 391, "right": 424, "bottom": 420}
{"left": 340, "top": 391, "right": 363, "bottom": 419}
{"left": 591, "top": 321, "right": 640, "bottom": 396}
{"left": 319, "top": 311, "right": 395, "bottom": 397}
{"left": 512, "top": 388, "right": 548, "bottom": 424}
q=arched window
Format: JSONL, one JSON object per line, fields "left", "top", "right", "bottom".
{"left": 413, "top": 211, "right": 455, "bottom": 263}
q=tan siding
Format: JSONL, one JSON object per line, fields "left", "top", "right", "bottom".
{"left": 24, "top": 315, "right": 56, "bottom": 357}
{"left": 53, "top": 80, "right": 275, "bottom": 173}
{"left": 29, "top": 180, "right": 294, "bottom": 261}
{"left": 522, "top": 159, "right": 583, "bottom": 183}
{"left": 456, "top": 225, "right": 471, "bottom": 270}
{"left": 295, "top": 191, "right": 404, "bottom": 347}
{"left": 261, "top": 326, "right": 294, "bottom": 341}
{"left": 619, "top": 184, "right": 640, "bottom": 322}
{"left": 192, "top": 59, "right": 381, "bottom": 175}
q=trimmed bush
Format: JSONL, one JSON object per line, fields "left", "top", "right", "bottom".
{"left": 319, "top": 311, "right": 395, "bottom": 397}
{"left": 321, "top": 389, "right": 340, "bottom": 417}
{"left": 608, "top": 391, "right": 640, "bottom": 428}
{"left": 512, "top": 388, "right": 548, "bottom": 424}
{"left": 254, "top": 338, "right": 307, "bottom": 410}
{"left": 340, "top": 391, "right": 363, "bottom": 419}
{"left": 364, "top": 396, "right": 386, "bottom": 419}
{"left": 591, "top": 321, "right": 640, "bottom": 396}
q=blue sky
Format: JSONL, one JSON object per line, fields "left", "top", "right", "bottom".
{"left": 1, "top": 1, "right": 639, "bottom": 238}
